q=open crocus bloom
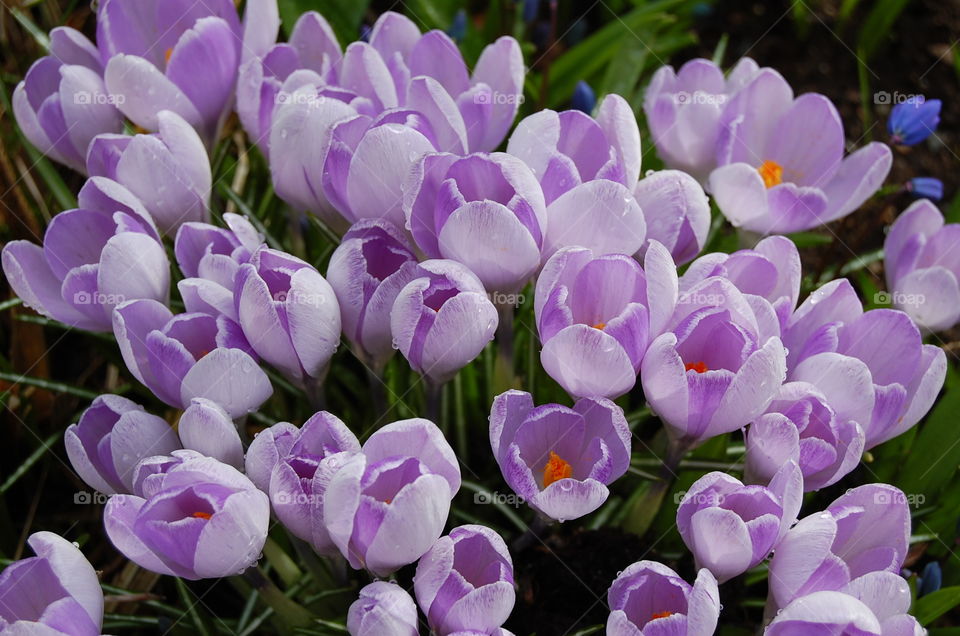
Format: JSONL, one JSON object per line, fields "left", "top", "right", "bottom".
{"left": 884, "top": 198, "right": 960, "bottom": 332}
{"left": 783, "top": 278, "right": 946, "bottom": 448}
{"left": 676, "top": 462, "right": 802, "bottom": 582}
{"left": 104, "top": 455, "right": 270, "bottom": 579}
{"left": 348, "top": 582, "right": 420, "bottom": 636}
{"left": 606, "top": 561, "right": 720, "bottom": 636}
{"left": 767, "top": 484, "right": 911, "bottom": 611}
{"left": 489, "top": 390, "right": 631, "bottom": 521}
{"left": 633, "top": 169, "right": 711, "bottom": 265}
{"left": 708, "top": 68, "right": 892, "bottom": 233}
{"left": 535, "top": 242, "right": 678, "bottom": 398}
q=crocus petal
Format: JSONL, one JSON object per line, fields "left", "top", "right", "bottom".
{"left": 104, "top": 54, "right": 203, "bottom": 132}
{"left": 178, "top": 398, "right": 244, "bottom": 469}
{"left": 541, "top": 325, "right": 636, "bottom": 399}
{"left": 179, "top": 348, "right": 272, "bottom": 417}
{"left": 544, "top": 180, "right": 646, "bottom": 258}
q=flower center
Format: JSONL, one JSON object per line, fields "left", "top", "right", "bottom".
{"left": 684, "top": 361, "right": 709, "bottom": 373}
{"left": 592, "top": 322, "right": 606, "bottom": 330}
{"left": 757, "top": 160, "right": 783, "bottom": 188}
{"left": 543, "top": 451, "right": 573, "bottom": 487}
{"left": 165, "top": 48, "right": 174, "bottom": 66}
{"left": 192, "top": 511, "right": 212, "bottom": 520}
{"left": 652, "top": 611, "right": 674, "bottom": 619}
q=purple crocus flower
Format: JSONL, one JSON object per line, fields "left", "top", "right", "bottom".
{"left": 391, "top": 259, "right": 498, "bottom": 384}
{"left": 489, "top": 390, "right": 631, "bottom": 521}
{"left": 324, "top": 418, "right": 461, "bottom": 576}
{"left": 86, "top": 111, "right": 211, "bottom": 235}
{"left": 414, "top": 525, "right": 515, "bottom": 635}
{"left": 641, "top": 275, "right": 787, "bottom": 446}
{"left": 348, "top": 582, "right": 419, "bottom": 636}
{"left": 644, "top": 57, "right": 761, "bottom": 183}
{"left": 534, "top": 242, "right": 677, "bottom": 398}
{"left": 767, "top": 484, "right": 911, "bottom": 611}
{"left": 633, "top": 170, "right": 711, "bottom": 265}
{"left": 245, "top": 421, "right": 300, "bottom": 492}
{"left": 405, "top": 152, "right": 547, "bottom": 293}
{"left": 708, "top": 69, "right": 892, "bottom": 233}
{"left": 266, "top": 411, "right": 361, "bottom": 555}
{"left": 0, "top": 532, "right": 103, "bottom": 636}
{"left": 1, "top": 177, "right": 168, "bottom": 332}
{"left": 676, "top": 461, "right": 802, "bottom": 582}
{"left": 12, "top": 27, "right": 124, "bottom": 173}
{"left": 235, "top": 246, "right": 341, "bottom": 386}
{"left": 177, "top": 398, "right": 245, "bottom": 470}
{"left": 104, "top": 454, "right": 270, "bottom": 579}
{"left": 888, "top": 97, "right": 941, "bottom": 146}
{"left": 326, "top": 220, "right": 420, "bottom": 368}
{"left": 782, "top": 278, "right": 946, "bottom": 448}
{"left": 65, "top": 394, "right": 181, "bottom": 495}
{"left": 884, "top": 198, "right": 960, "bottom": 332}
{"left": 746, "top": 381, "right": 865, "bottom": 491}
{"left": 98, "top": 0, "right": 279, "bottom": 144}
{"left": 606, "top": 561, "right": 720, "bottom": 636}
{"left": 113, "top": 298, "right": 272, "bottom": 417}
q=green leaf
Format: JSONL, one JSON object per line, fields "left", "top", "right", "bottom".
{"left": 896, "top": 366, "right": 960, "bottom": 498}
{"left": 787, "top": 231, "right": 833, "bottom": 247}
{"left": 915, "top": 586, "right": 960, "bottom": 626}
{"left": 857, "top": 0, "right": 911, "bottom": 62}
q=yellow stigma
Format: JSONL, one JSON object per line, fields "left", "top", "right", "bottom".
{"left": 164, "top": 48, "right": 174, "bottom": 65}
{"left": 758, "top": 160, "right": 783, "bottom": 189}
{"left": 191, "top": 511, "right": 212, "bottom": 520}
{"left": 684, "top": 361, "right": 709, "bottom": 373}
{"left": 543, "top": 451, "right": 573, "bottom": 487}
{"left": 592, "top": 322, "right": 606, "bottom": 330}
{"left": 652, "top": 611, "right": 674, "bottom": 619}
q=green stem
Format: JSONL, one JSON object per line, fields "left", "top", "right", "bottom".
{"left": 493, "top": 301, "right": 516, "bottom": 395}
{"left": 241, "top": 568, "right": 313, "bottom": 630}
{"left": 623, "top": 438, "right": 689, "bottom": 536}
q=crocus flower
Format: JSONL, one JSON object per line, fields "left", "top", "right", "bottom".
{"left": 86, "top": 110, "right": 211, "bottom": 235}
{"left": 641, "top": 275, "right": 787, "bottom": 446}
{"left": 235, "top": 246, "right": 341, "bottom": 386}
{"left": 633, "top": 170, "right": 711, "bottom": 265}
{"left": 708, "top": 69, "right": 892, "bottom": 233}
{"left": 506, "top": 95, "right": 645, "bottom": 258}
{"left": 644, "top": 57, "right": 761, "bottom": 183}
{"left": 745, "top": 382, "right": 865, "bottom": 491}
{"left": 12, "top": 27, "right": 124, "bottom": 173}
{"left": 489, "top": 390, "right": 631, "bottom": 521}
{"left": 888, "top": 97, "right": 941, "bottom": 146}
{"left": 113, "top": 298, "right": 272, "bottom": 417}
{"left": 0, "top": 532, "right": 103, "bottom": 636}
{"left": 65, "top": 394, "right": 181, "bottom": 495}
{"left": 405, "top": 152, "right": 547, "bottom": 293}
{"left": 534, "top": 243, "right": 677, "bottom": 398}
{"left": 326, "top": 220, "right": 420, "bottom": 368}
{"left": 883, "top": 198, "right": 960, "bottom": 332}
{"left": 906, "top": 177, "right": 943, "bottom": 201}
{"left": 782, "top": 278, "right": 946, "bottom": 448}
{"left": 177, "top": 398, "right": 245, "bottom": 470}
{"left": 676, "top": 461, "right": 802, "bottom": 582}
{"left": 104, "top": 454, "right": 270, "bottom": 579}
{"left": 245, "top": 421, "right": 300, "bottom": 492}
{"left": 324, "top": 418, "right": 461, "bottom": 576}
{"left": 1, "top": 177, "right": 168, "bottom": 332}
{"left": 98, "top": 0, "right": 279, "bottom": 144}
{"left": 391, "top": 259, "right": 498, "bottom": 384}
{"left": 266, "top": 411, "right": 360, "bottom": 555}
{"left": 348, "top": 582, "right": 419, "bottom": 636}
{"left": 606, "top": 561, "right": 720, "bottom": 636}
{"left": 414, "top": 525, "right": 515, "bottom": 635}
{"left": 767, "top": 484, "right": 910, "bottom": 611}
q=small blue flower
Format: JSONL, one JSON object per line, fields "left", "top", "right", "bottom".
{"left": 919, "top": 561, "right": 942, "bottom": 597}
{"left": 888, "top": 98, "right": 941, "bottom": 145}
{"left": 447, "top": 10, "right": 467, "bottom": 42}
{"left": 572, "top": 80, "right": 596, "bottom": 114}
{"left": 906, "top": 177, "right": 944, "bottom": 201}
{"left": 523, "top": 0, "right": 540, "bottom": 23}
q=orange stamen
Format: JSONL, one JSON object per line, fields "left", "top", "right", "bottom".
{"left": 543, "top": 451, "right": 573, "bottom": 487}
{"left": 192, "top": 511, "right": 212, "bottom": 520}
{"left": 592, "top": 322, "right": 606, "bottom": 330}
{"left": 164, "top": 48, "right": 174, "bottom": 65}
{"left": 652, "top": 611, "right": 674, "bottom": 619}
{"left": 758, "top": 160, "right": 783, "bottom": 189}
{"left": 684, "top": 361, "right": 709, "bottom": 373}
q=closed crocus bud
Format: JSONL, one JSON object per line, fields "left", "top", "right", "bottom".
{"left": 65, "top": 394, "right": 181, "bottom": 495}
{"left": 2, "top": 177, "right": 168, "bottom": 332}
{"left": 535, "top": 242, "right": 677, "bottom": 398}
{"left": 12, "top": 27, "right": 124, "bottom": 173}
{"left": 0, "top": 531, "right": 104, "bottom": 636}
{"left": 633, "top": 170, "right": 711, "bottom": 265}
{"left": 506, "top": 94, "right": 645, "bottom": 258}
{"left": 490, "top": 391, "right": 631, "bottom": 521}
{"left": 644, "top": 57, "right": 761, "bottom": 183}
{"left": 888, "top": 97, "right": 941, "bottom": 146}
{"left": 104, "top": 455, "right": 270, "bottom": 579}
{"left": 87, "top": 111, "right": 212, "bottom": 235}
{"left": 405, "top": 152, "right": 547, "bottom": 293}
{"left": 324, "top": 418, "right": 460, "bottom": 576}
{"left": 113, "top": 299, "right": 272, "bottom": 417}
{"left": 177, "top": 398, "right": 245, "bottom": 469}
{"left": 641, "top": 275, "right": 787, "bottom": 446}
{"left": 244, "top": 421, "right": 300, "bottom": 492}
{"left": 768, "top": 484, "right": 911, "bottom": 611}
{"left": 607, "top": 562, "right": 720, "bottom": 636}
{"left": 327, "top": 220, "right": 420, "bottom": 367}
{"left": 783, "top": 279, "right": 946, "bottom": 448}
{"left": 415, "top": 525, "right": 515, "bottom": 635}
{"left": 236, "top": 247, "right": 341, "bottom": 386}
{"left": 884, "top": 199, "right": 960, "bottom": 332}
{"left": 746, "top": 382, "right": 865, "bottom": 491}
{"left": 677, "top": 461, "right": 802, "bottom": 582}
{"left": 391, "top": 260, "right": 498, "bottom": 384}
{"left": 348, "top": 582, "right": 419, "bottom": 636}
{"left": 268, "top": 411, "right": 361, "bottom": 554}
